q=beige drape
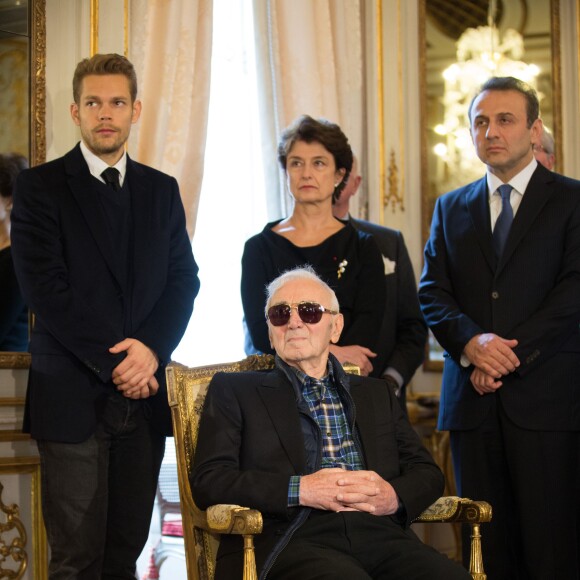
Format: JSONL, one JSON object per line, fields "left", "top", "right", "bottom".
{"left": 254, "top": 0, "right": 364, "bottom": 217}
{"left": 128, "top": 0, "right": 213, "bottom": 239}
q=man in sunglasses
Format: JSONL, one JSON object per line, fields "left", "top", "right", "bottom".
{"left": 192, "top": 267, "right": 470, "bottom": 579}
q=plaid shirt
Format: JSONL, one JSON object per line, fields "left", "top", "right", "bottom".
{"left": 286, "top": 362, "right": 364, "bottom": 506}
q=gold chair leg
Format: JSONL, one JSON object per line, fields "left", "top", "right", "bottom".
{"left": 242, "top": 534, "right": 258, "bottom": 580}
{"left": 469, "top": 523, "right": 486, "bottom": 580}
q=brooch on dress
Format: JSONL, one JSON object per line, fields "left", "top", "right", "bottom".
{"left": 337, "top": 259, "right": 348, "bottom": 279}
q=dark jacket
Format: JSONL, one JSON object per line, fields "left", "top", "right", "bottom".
{"left": 419, "top": 164, "right": 580, "bottom": 431}
{"left": 349, "top": 217, "right": 427, "bottom": 386}
{"left": 11, "top": 144, "right": 199, "bottom": 441}
{"left": 191, "top": 355, "right": 444, "bottom": 579}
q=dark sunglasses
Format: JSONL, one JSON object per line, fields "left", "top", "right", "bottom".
{"left": 266, "top": 301, "right": 338, "bottom": 326}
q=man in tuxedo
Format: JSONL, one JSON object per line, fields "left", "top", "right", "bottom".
{"left": 192, "top": 266, "right": 469, "bottom": 580}
{"left": 11, "top": 54, "right": 199, "bottom": 579}
{"left": 419, "top": 76, "right": 580, "bottom": 579}
{"left": 333, "top": 158, "right": 427, "bottom": 408}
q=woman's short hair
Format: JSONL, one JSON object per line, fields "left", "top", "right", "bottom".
{"left": 73, "top": 53, "right": 138, "bottom": 104}
{"left": 0, "top": 153, "right": 28, "bottom": 199}
{"left": 264, "top": 265, "right": 340, "bottom": 316}
{"left": 277, "top": 115, "right": 353, "bottom": 202}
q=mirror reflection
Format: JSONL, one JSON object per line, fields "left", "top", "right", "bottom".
{"left": 0, "top": 153, "right": 28, "bottom": 351}
{"left": 0, "top": 0, "right": 29, "bottom": 156}
{"left": 421, "top": 0, "right": 558, "bottom": 370}
{"left": 0, "top": 0, "right": 30, "bottom": 353}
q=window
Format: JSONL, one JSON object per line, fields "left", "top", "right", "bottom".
{"left": 172, "top": 0, "right": 267, "bottom": 366}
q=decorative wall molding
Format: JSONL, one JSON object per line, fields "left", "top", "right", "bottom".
{"left": 384, "top": 149, "right": 405, "bottom": 212}
{"left": 31, "top": 0, "right": 46, "bottom": 167}
{"left": 377, "top": 0, "right": 406, "bottom": 219}
{"left": 0, "top": 481, "right": 28, "bottom": 577}
{"left": 0, "top": 458, "right": 46, "bottom": 580}
{"left": 0, "top": 355, "right": 30, "bottom": 371}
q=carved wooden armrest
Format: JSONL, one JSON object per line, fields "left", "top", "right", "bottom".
{"left": 415, "top": 496, "right": 492, "bottom": 580}
{"left": 205, "top": 505, "right": 263, "bottom": 580}
{"left": 205, "top": 504, "right": 263, "bottom": 535}
{"left": 414, "top": 496, "right": 492, "bottom": 524}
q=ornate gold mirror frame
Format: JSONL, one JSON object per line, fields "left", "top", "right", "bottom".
{"left": 0, "top": 0, "right": 45, "bottom": 370}
{"left": 420, "top": 0, "right": 561, "bottom": 372}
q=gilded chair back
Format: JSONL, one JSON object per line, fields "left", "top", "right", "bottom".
{"left": 166, "top": 354, "right": 275, "bottom": 580}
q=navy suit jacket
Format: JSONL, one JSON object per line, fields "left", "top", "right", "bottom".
{"left": 419, "top": 163, "right": 580, "bottom": 431}
{"left": 11, "top": 144, "right": 199, "bottom": 442}
{"left": 350, "top": 218, "right": 427, "bottom": 385}
{"left": 191, "top": 365, "right": 443, "bottom": 578}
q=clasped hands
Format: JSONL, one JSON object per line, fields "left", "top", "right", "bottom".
{"left": 464, "top": 333, "right": 520, "bottom": 395}
{"left": 109, "top": 338, "right": 159, "bottom": 399}
{"left": 329, "top": 344, "right": 377, "bottom": 376}
{"left": 299, "top": 468, "right": 399, "bottom": 516}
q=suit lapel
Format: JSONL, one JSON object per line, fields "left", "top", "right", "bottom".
{"left": 258, "top": 372, "right": 308, "bottom": 473}
{"left": 65, "top": 145, "right": 123, "bottom": 287}
{"left": 126, "top": 156, "right": 153, "bottom": 294}
{"left": 349, "top": 377, "right": 378, "bottom": 469}
{"left": 465, "top": 177, "right": 497, "bottom": 272}
{"left": 496, "top": 165, "right": 554, "bottom": 275}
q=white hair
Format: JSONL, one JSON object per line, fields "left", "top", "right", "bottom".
{"left": 264, "top": 265, "right": 340, "bottom": 316}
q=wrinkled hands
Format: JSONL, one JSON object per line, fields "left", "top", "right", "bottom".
{"left": 329, "top": 345, "right": 377, "bottom": 376}
{"left": 464, "top": 333, "right": 520, "bottom": 395}
{"left": 109, "top": 338, "right": 159, "bottom": 399}
{"left": 299, "top": 468, "right": 399, "bottom": 516}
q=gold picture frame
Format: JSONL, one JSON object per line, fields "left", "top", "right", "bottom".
{"left": 0, "top": 0, "right": 46, "bottom": 369}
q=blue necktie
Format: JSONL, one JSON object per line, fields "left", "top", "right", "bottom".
{"left": 493, "top": 184, "right": 513, "bottom": 256}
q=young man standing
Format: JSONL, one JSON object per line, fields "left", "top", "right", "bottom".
{"left": 11, "top": 54, "right": 199, "bottom": 578}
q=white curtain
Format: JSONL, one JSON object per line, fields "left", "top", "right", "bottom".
{"left": 253, "top": 0, "right": 365, "bottom": 217}
{"left": 128, "top": 0, "right": 213, "bottom": 238}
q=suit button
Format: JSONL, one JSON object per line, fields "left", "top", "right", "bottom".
{"left": 491, "top": 291, "right": 499, "bottom": 299}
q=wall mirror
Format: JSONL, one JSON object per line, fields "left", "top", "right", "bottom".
{"left": 419, "top": 0, "right": 561, "bottom": 372}
{"left": 0, "top": 0, "right": 45, "bottom": 368}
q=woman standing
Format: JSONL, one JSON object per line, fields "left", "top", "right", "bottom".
{"left": 241, "top": 116, "right": 385, "bottom": 376}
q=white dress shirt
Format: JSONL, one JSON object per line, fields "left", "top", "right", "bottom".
{"left": 80, "top": 141, "right": 127, "bottom": 187}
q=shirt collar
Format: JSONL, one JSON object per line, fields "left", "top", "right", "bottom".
{"left": 275, "top": 355, "right": 335, "bottom": 400}
{"left": 80, "top": 140, "right": 127, "bottom": 186}
{"left": 292, "top": 362, "right": 334, "bottom": 390}
{"left": 487, "top": 157, "right": 537, "bottom": 200}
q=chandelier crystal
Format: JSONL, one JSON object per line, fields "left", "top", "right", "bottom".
{"left": 433, "top": 24, "right": 540, "bottom": 191}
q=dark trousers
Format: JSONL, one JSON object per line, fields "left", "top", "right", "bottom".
{"left": 37, "top": 392, "right": 166, "bottom": 580}
{"left": 451, "top": 394, "right": 580, "bottom": 580}
{"left": 269, "top": 511, "right": 470, "bottom": 580}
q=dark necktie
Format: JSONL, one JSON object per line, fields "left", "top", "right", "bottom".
{"left": 493, "top": 184, "right": 513, "bottom": 257}
{"left": 101, "top": 167, "right": 121, "bottom": 192}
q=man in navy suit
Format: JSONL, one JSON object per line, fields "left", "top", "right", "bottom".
{"left": 11, "top": 54, "right": 199, "bottom": 579}
{"left": 419, "top": 76, "right": 580, "bottom": 579}
{"left": 333, "top": 158, "right": 427, "bottom": 409}
{"left": 192, "top": 266, "right": 469, "bottom": 580}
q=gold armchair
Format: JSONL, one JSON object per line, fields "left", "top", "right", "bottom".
{"left": 166, "top": 356, "right": 492, "bottom": 580}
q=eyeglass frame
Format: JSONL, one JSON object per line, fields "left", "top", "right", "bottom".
{"left": 532, "top": 143, "right": 553, "bottom": 155}
{"left": 266, "top": 301, "right": 339, "bottom": 326}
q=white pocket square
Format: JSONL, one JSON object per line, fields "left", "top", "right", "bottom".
{"left": 383, "top": 256, "right": 396, "bottom": 275}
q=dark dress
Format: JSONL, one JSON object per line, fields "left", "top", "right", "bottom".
{"left": 241, "top": 219, "right": 386, "bottom": 376}
{"left": 0, "top": 246, "right": 28, "bottom": 351}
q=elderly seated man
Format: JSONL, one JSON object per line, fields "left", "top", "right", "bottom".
{"left": 191, "top": 266, "right": 470, "bottom": 580}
